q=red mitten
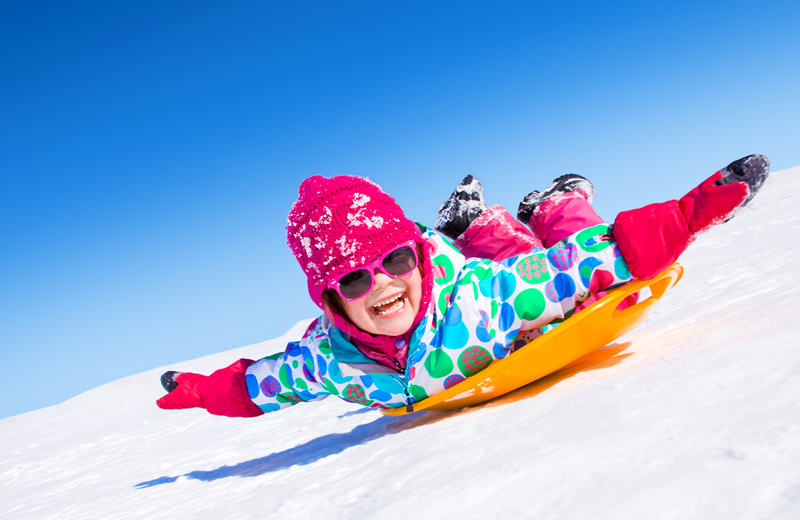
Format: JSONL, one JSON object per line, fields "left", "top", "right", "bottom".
{"left": 156, "top": 359, "right": 264, "bottom": 417}
{"left": 614, "top": 154, "right": 767, "bottom": 280}
{"left": 613, "top": 173, "right": 748, "bottom": 280}
{"left": 678, "top": 171, "right": 748, "bottom": 234}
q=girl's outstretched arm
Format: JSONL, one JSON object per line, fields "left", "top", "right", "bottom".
{"left": 156, "top": 359, "right": 265, "bottom": 417}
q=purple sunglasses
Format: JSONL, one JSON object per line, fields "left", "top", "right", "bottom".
{"left": 327, "top": 241, "right": 419, "bottom": 301}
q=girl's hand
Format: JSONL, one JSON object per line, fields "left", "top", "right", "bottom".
{"left": 156, "top": 371, "right": 207, "bottom": 410}
{"left": 155, "top": 359, "right": 264, "bottom": 417}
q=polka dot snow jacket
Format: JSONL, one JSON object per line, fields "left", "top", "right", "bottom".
{"left": 245, "top": 224, "right": 633, "bottom": 412}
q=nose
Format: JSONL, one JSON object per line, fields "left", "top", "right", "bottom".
{"left": 372, "top": 268, "right": 393, "bottom": 291}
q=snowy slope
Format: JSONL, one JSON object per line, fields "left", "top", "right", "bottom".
{"left": 2, "top": 167, "right": 800, "bottom": 520}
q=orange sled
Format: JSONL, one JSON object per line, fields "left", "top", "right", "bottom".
{"left": 381, "top": 263, "right": 684, "bottom": 416}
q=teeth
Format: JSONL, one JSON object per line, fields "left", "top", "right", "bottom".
{"left": 373, "top": 293, "right": 405, "bottom": 315}
{"left": 373, "top": 293, "right": 402, "bottom": 308}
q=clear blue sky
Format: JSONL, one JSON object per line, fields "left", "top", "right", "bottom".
{"left": 2, "top": 0, "right": 799, "bottom": 419}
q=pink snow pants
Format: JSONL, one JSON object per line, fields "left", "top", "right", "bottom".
{"left": 453, "top": 194, "right": 638, "bottom": 311}
{"left": 454, "top": 194, "right": 604, "bottom": 261}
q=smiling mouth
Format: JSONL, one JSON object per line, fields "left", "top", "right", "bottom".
{"left": 372, "top": 292, "right": 406, "bottom": 316}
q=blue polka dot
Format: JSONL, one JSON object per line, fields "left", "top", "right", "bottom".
{"left": 553, "top": 272, "right": 576, "bottom": 299}
{"left": 615, "top": 255, "right": 631, "bottom": 279}
{"left": 245, "top": 374, "right": 259, "bottom": 399}
{"left": 258, "top": 403, "right": 281, "bottom": 413}
{"left": 327, "top": 361, "right": 349, "bottom": 384}
{"left": 476, "top": 321, "right": 493, "bottom": 342}
{"left": 412, "top": 317, "right": 428, "bottom": 342}
{"left": 500, "top": 255, "right": 519, "bottom": 268}
{"left": 478, "top": 277, "right": 499, "bottom": 298}
{"left": 444, "top": 304, "right": 463, "bottom": 327}
{"left": 441, "top": 304, "right": 470, "bottom": 349}
{"left": 360, "top": 375, "right": 373, "bottom": 388}
{"left": 441, "top": 320, "right": 469, "bottom": 350}
{"left": 369, "top": 390, "right": 392, "bottom": 402}
{"left": 545, "top": 280, "right": 559, "bottom": 302}
{"left": 373, "top": 374, "right": 405, "bottom": 393}
{"left": 493, "top": 342, "right": 510, "bottom": 359}
{"left": 579, "top": 257, "right": 604, "bottom": 287}
{"left": 429, "top": 326, "right": 442, "bottom": 348}
{"left": 260, "top": 375, "right": 281, "bottom": 398}
{"left": 499, "top": 302, "right": 516, "bottom": 331}
{"left": 316, "top": 354, "right": 327, "bottom": 376}
{"left": 505, "top": 328, "right": 521, "bottom": 344}
{"left": 409, "top": 344, "right": 427, "bottom": 365}
{"left": 498, "top": 271, "right": 516, "bottom": 301}
{"left": 444, "top": 374, "right": 466, "bottom": 389}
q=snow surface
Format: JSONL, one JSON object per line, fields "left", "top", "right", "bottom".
{"left": 3, "top": 167, "right": 800, "bottom": 519}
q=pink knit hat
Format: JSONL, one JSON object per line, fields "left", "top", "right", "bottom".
{"left": 287, "top": 175, "right": 429, "bottom": 310}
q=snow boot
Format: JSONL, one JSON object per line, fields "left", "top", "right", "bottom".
{"left": 517, "top": 174, "right": 595, "bottom": 228}
{"left": 434, "top": 175, "right": 488, "bottom": 240}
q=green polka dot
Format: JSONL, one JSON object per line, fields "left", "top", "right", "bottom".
{"left": 318, "top": 339, "right": 332, "bottom": 355}
{"left": 438, "top": 283, "right": 456, "bottom": 313}
{"left": 276, "top": 392, "right": 302, "bottom": 405}
{"left": 424, "top": 348, "right": 455, "bottom": 378}
{"left": 490, "top": 329, "right": 496, "bottom": 338}
{"left": 292, "top": 360, "right": 299, "bottom": 369}
{"left": 409, "top": 384, "right": 429, "bottom": 402}
{"left": 491, "top": 300, "right": 498, "bottom": 319}
{"left": 294, "top": 378, "right": 308, "bottom": 390}
{"left": 474, "top": 265, "right": 493, "bottom": 281}
{"left": 433, "top": 254, "right": 455, "bottom": 285}
{"left": 278, "top": 363, "right": 292, "bottom": 388}
{"left": 514, "top": 288, "right": 546, "bottom": 321}
{"left": 321, "top": 376, "right": 339, "bottom": 395}
{"left": 576, "top": 225, "right": 614, "bottom": 252}
{"left": 515, "top": 254, "right": 551, "bottom": 284}
{"left": 458, "top": 346, "right": 492, "bottom": 377}
{"left": 343, "top": 384, "right": 373, "bottom": 406}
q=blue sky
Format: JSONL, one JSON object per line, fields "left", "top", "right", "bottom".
{"left": 2, "top": 0, "right": 799, "bottom": 419}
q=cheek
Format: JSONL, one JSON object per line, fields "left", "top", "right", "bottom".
{"left": 341, "top": 298, "right": 368, "bottom": 323}
{"left": 408, "top": 270, "right": 424, "bottom": 304}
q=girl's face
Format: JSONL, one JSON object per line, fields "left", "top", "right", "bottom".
{"left": 339, "top": 265, "right": 423, "bottom": 337}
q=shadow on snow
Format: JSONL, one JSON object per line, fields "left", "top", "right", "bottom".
{"left": 134, "top": 412, "right": 424, "bottom": 488}
{"left": 135, "top": 341, "right": 633, "bottom": 488}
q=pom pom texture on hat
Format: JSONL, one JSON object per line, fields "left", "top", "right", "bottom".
{"left": 287, "top": 175, "right": 423, "bottom": 309}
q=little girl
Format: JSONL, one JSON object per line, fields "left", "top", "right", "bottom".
{"left": 157, "top": 155, "right": 769, "bottom": 416}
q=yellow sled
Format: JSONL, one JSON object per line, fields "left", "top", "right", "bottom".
{"left": 381, "top": 263, "right": 684, "bottom": 416}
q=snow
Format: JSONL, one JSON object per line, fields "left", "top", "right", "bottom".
{"left": 3, "top": 166, "right": 800, "bottom": 519}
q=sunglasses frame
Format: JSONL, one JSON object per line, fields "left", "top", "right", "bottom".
{"left": 326, "top": 241, "right": 419, "bottom": 301}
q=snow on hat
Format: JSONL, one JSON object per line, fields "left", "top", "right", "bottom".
{"left": 287, "top": 175, "right": 426, "bottom": 310}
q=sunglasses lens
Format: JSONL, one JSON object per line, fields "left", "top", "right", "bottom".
{"left": 382, "top": 246, "right": 416, "bottom": 276}
{"left": 337, "top": 269, "right": 372, "bottom": 300}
